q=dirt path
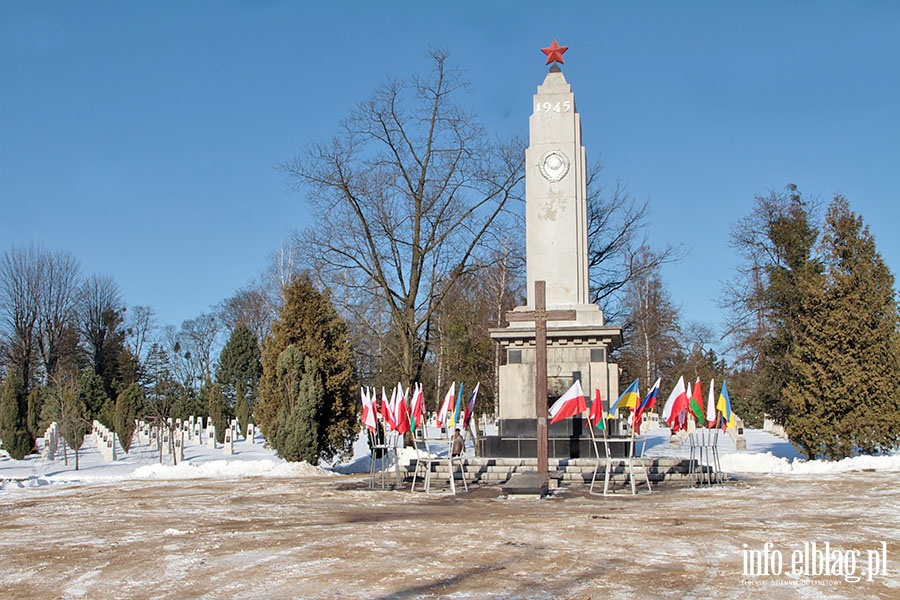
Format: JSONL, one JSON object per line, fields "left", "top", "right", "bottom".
{"left": 1, "top": 473, "right": 898, "bottom": 599}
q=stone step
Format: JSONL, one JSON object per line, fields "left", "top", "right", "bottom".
{"left": 411, "top": 471, "right": 691, "bottom": 484}
{"left": 395, "top": 456, "right": 704, "bottom": 486}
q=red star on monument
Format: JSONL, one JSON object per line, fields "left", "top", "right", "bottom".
{"left": 541, "top": 39, "right": 568, "bottom": 65}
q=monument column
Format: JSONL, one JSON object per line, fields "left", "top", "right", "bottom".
{"left": 486, "top": 40, "right": 623, "bottom": 461}
{"left": 526, "top": 47, "right": 590, "bottom": 309}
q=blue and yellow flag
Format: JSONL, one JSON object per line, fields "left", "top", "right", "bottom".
{"left": 609, "top": 378, "right": 640, "bottom": 414}
{"left": 716, "top": 380, "right": 735, "bottom": 430}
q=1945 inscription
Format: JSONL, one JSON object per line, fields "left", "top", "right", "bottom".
{"left": 534, "top": 101, "right": 572, "bottom": 114}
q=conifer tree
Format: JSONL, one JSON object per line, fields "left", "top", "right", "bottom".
{"left": 40, "top": 372, "right": 89, "bottom": 468}
{"left": 203, "top": 381, "right": 228, "bottom": 444}
{"left": 0, "top": 367, "right": 32, "bottom": 459}
{"left": 60, "top": 376, "right": 88, "bottom": 470}
{"left": 785, "top": 197, "right": 900, "bottom": 457}
{"left": 115, "top": 382, "right": 143, "bottom": 452}
{"left": 216, "top": 322, "right": 262, "bottom": 435}
{"left": 234, "top": 382, "right": 250, "bottom": 438}
{"left": 725, "top": 187, "right": 821, "bottom": 426}
{"left": 26, "top": 385, "right": 46, "bottom": 441}
{"left": 79, "top": 369, "right": 110, "bottom": 427}
{"left": 268, "top": 345, "right": 325, "bottom": 462}
{"left": 257, "top": 276, "right": 356, "bottom": 461}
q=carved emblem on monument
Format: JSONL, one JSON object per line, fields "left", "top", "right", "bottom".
{"left": 539, "top": 150, "right": 569, "bottom": 182}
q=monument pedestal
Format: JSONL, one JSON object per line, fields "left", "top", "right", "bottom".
{"left": 480, "top": 417, "right": 634, "bottom": 459}
{"left": 487, "top": 316, "right": 622, "bottom": 459}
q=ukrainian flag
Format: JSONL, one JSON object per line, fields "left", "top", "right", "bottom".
{"left": 716, "top": 380, "right": 736, "bottom": 430}
{"left": 609, "top": 378, "right": 640, "bottom": 414}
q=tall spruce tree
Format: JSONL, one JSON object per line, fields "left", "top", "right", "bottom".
{"left": 202, "top": 381, "right": 228, "bottom": 444}
{"left": 216, "top": 323, "right": 262, "bottom": 435}
{"left": 60, "top": 376, "right": 88, "bottom": 470}
{"left": 79, "top": 369, "right": 110, "bottom": 427}
{"left": 257, "top": 275, "right": 356, "bottom": 461}
{"left": 0, "top": 367, "right": 32, "bottom": 459}
{"left": 268, "top": 345, "right": 325, "bottom": 462}
{"left": 785, "top": 197, "right": 900, "bottom": 458}
{"left": 115, "top": 382, "right": 143, "bottom": 452}
{"left": 725, "top": 187, "right": 821, "bottom": 426}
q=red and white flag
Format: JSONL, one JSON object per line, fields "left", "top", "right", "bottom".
{"left": 393, "top": 383, "right": 410, "bottom": 434}
{"left": 381, "top": 386, "right": 395, "bottom": 431}
{"left": 549, "top": 380, "right": 587, "bottom": 424}
{"left": 436, "top": 382, "right": 455, "bottom": 428}
{"left": 361, "top": 387, "right": 377, "bottom": 431}
{"left": 410, "top": 383, "right": 425, "bottom": 431}
{"left": 661, "top": 376, "right": 687, "bottom": 431}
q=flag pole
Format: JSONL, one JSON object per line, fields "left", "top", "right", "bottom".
{"left": 465, "top": 416, "right": 479, "bottom": 457}
{"left": 628, "top": 408, "right": 637, "bottom": 495}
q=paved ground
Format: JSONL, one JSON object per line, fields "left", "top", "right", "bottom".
{"left": 1, "top": 473, "right": 898, "bottom": 599}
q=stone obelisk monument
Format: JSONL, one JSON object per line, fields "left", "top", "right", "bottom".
{"left": 485, "top": 41, "right": 623, "bottom": 460}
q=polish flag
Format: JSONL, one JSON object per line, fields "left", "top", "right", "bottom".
{"left": 381, "top": 386, "right": 395, "bottom": 430}
{"left": 436, "top": 382, "right": 455, "bottom": 428}
{"left": 661, "top": 376, "right": 687, "bottom": 431}
{"left": 549, "top": 380, "right": 587, "bottom": 424}
{"left": 361, "top": 387, "right": 377, "bottom": 432}
{"left": 410, "top": 383, "right": 425, "bottom": 431}
{"left": 393, "top": 383, "right": 410, "bottom": 434}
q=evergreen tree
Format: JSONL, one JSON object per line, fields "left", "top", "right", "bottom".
{"left": 216, "top": 322, "right": 262, "bottom": 432}
{"left": 784, "top": 197, "right": 900, "bottom": 458}
{"left": 142, "top": 342, "right": 176, "bottom": 426}
{"left": 115, "top": 382, "right": 143, "bottom": 452}
{"left": 202, "top": 381, "right": 228, "bottom": 444}
{"left": 257, "top": 276, "right": 356, "bottom": 461}
{"left": 234, "top": 382, "right": 250, "bottom": 438}
{"left": 26, "top": 385, "right": 46, "bottom": 440}
{"left": 40, "top": 372, "right": 89, "bottom": 468}
{"left": 269, "top": 345, "right": 325, "bottom": 462}
{"left": 725, "top": 187, "right": 821, "bottom": 426}
{"left": 169, "top": 384, "right": 205, "bottom": 422}
{"left": 0, "top": 367, "right": 32, "bottom": 459}
{"left": 79, "top": 369, "right": 110, "bottom": 427}
{"left": 59, "top": 376, "right": 88, "bottom": 470}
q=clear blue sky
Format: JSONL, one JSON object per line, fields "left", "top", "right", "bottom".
{"left": 3, "top": 2, "right": 899, "bottom": 347}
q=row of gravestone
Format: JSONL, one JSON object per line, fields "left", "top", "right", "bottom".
{"left": 38, "top": 416, "right": 259, "bottom": 463}
{"left": 92, "top": 420, "right": 118, "bottom": 461}
{"left": 133, "top": 416, "right": 258, "bottom": 462}
{"left": 41, "top": 422, "right": 60, "bottom": 460}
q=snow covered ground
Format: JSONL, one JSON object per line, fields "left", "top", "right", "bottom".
{"left": 3, "top": 425, "right": 898, "bottom": 495}
{"left": 2, "top": 425, "right": 899, "bottom": 598}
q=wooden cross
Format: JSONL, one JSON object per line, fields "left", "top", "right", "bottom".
{"left": 505, "top": 280, "right": 577, "bottom": 481}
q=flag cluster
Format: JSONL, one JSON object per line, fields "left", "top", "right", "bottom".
{"left": 546, "top": 376, "right": 738, "bottom": 434}
{"left": 359, "top": 381, "right": 480, "bottom": 436}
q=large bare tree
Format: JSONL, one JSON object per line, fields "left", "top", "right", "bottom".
{"left": 284, "top": 49, "right": 524, "bottom": 383}
{"left": 217, "top": 284, "right": 275, "bottom": 345}
{"left": 613, "top": 246, "right": 683, "bottom": 391}
{"left": 0, "top": 245, "right": 44, "bottom": 386}
{"left": 79, "top": 274, "right": 124, "bottom": 368}
{"left": 586, "top": 164, "right": 683, "bottom": 323}
{"left": 36, "top": 250, "right": 81, "bottom": 381}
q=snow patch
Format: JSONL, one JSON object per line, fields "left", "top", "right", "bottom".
{"left": 132, "top": 459, "right": 330, "bottom": 480}
{"left": 720, "top": 451, "right": 900, "bottom": 474}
